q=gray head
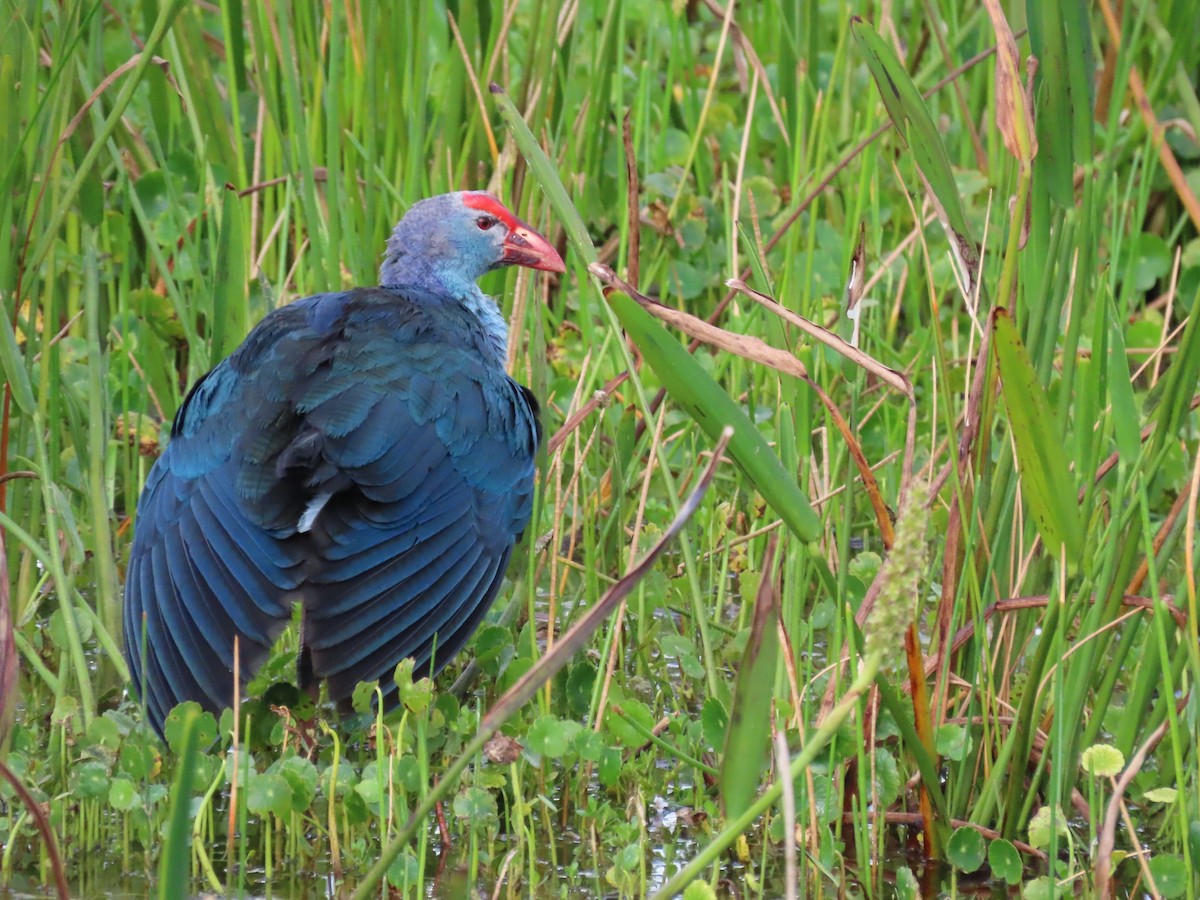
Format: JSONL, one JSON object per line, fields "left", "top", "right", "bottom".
{"left": 379, "top": 191, "right": 565, "bottom": 295}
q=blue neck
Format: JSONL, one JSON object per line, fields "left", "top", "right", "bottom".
{"left": 456, "top": 285, "right": 509, "bottom": 365}
{"left": 379, "top": 256, "right": 509, "bottom": 366}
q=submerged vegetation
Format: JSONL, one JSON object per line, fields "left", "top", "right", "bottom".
{"left": 2, "top": 0, "right": 1200, "bottom": 897}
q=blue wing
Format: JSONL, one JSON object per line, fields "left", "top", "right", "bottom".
{"left": 123, "top": 456, "right": 303, "bottom": 729}
{"left": 123, "top": 287, "right": 538, "bottom": 730}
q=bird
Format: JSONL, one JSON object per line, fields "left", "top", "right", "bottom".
{"left": 123, "top": 191, "right": 565, "bottom": 735}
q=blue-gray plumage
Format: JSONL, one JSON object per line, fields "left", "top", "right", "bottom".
{"left": 124, "top": 192, "right": 564, "bottom": 734}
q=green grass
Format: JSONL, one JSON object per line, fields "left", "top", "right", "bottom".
{"left": 2, "top": 1, "right": 1199, "bottom": 897}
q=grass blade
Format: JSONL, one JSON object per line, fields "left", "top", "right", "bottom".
{"left": 1105, "top": 295, "right": 1141, "bottom": 466}
{"left": 720, "top": 536, "right": 780, "bottom": 819}
{"left": 1027, "top": 0, "right": 1093, "bottom": 206}
{"left": 1147, "top": 281, "right": 1200, "bottom": 463}
{"left": 0, "top": 527, "right": 14, "bottom": 741}
{"left": 992, "top": 308, "right": 1082, "bottom": 564}
{"left": 159, "top": 706, "right": 203, "bottom": 899}
{"left": 850, "top": 16, "right": 978, "bottom": 277}
{"left": 210, "top": 186, "right": 248, "bottom": 361}
{"left": 0, "top": 305, "right": 35, "bottom": 416}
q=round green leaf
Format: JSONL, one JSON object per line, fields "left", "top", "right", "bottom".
{"left": 274, "top": 756, "right": 318, "bottom": 810}
{"left": 319, "top": 762, "right": 356, "bottom": 799}
{"left": 894, "top": 866, "right": 920, "bottom": 900}
{"left": 682, "top": 881, "right": 718, "bottom": 900}
{"left": 661, "top": 129, "right": 690, "bottom": 168}
{"left": 107, "top": 777, "right": 137, "bottom": 811}
{"left": 935, "top": 723, "right": 970, "bottom": 762}
{"left": 565, "top": 662, "right": 596, "bottom": 718}
{"left": 341, "top": 788, "right": 370, "bottom": 826}
{"left": 1147, "top": 855, "right": 1189, "bottom": 898}
{"left": 386, "top": 851, "right": 421, "bottom": 890}
{"left": 475, "top": 768, "right": 506, "bottom": 790}
{"left": 73, "top": 761, "right": 110, "bottom": 800}
{"left": 163, "top": 702, "right": 217, "bottom": 754}
{"left": 572, "top": 729, "right": 606, "bottom": 763}
{"left": 352, "top": 777, "right": 381, "bottom": 816}
{"left": 403, "top": 681, "right": 432, "bottom": 720}
{"left": 134, "top": 170, "right": 170, "bottom": 220}
{"left": 119, "top": 742, "right": 157, "bottom": 780}
{"left": 394, "top": 756, "right": 421, "bottom": 793}
{"left": 48, "top": 608, "right": 92, "bottom": 652}
{"left": 597, "top": 746, "right": 622, "bottom": 787}
{"left": 602, "top": 695, "right": 655, "bottom": 747}
{"left": 1028, "top": 805, "right": 1068, "bottom": 850}
{"left": 700, "top": 697, "right": 728, "bottom": 752}
{"left": 1118, "top": 232, "right": 1171, "bottom": 291}
{"left": 848, "top": 550, "right": 883, "bottom": 585}
{"left": 473, "top": 624, "right": 514, "bottom": 676}
{"left": 946, "top": 826, "right": 986, "bottom": 873}
{"left": 452, "top": 786, "right": 497, "bottom": 828}
{"left": 1023, "top": 876, "right": 1056, "bottom": 900}
{"left": 350, "top": 679, "right": 380, "bottom": 714}
{"left": 525, "top": 715, "right": 582, "bottom": 760}
{"left": 661, "top": 632, "right": 707, "bottom": 679}
{"left": 396, "top": 660, "right": 432, "bottom": 715}
{"left": 810, "top": 599, "right": 835, "bottom": 630}
{"left": 870, "top": 749, "right": 901, "bottom": 807}
{"left": 84, "top": 716, "right": 121, "bottom": 750}
{"left": 743, "top": 175, "right": 781, "bottom": 217}
{"left": 987, "top": 838, "right": 1023, "bottom": 884}
{"left": 247, "top": 772, "right": 293, "bottom": 818}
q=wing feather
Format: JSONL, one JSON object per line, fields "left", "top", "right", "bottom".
{"left": 124, "top": 459, "right": 299, "bottom": 732}
{"left": 310, "top": 505, "right": 473, "bottom": 619}
{"left": 315, "top": 541, "right": 508, "bottom": 702}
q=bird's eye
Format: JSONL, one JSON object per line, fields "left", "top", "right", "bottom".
{"left": 476, "top": 215, "right": 498, "bottom": 230}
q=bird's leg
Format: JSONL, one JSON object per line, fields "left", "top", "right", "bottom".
{"left": 296, "top": 604, "right": 322, "bottom": 699}
{"left": 293, "top": 607, "right": 320, "bottom": 756}
{"left": 433, "top": 776, "right": 453, "bottom": 856}
{"left": 269, "top": 704, "right": 320, "bottom": 760}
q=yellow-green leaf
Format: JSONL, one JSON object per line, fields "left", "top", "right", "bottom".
{"left": 1080, "top": 744, "right": 1125, "bottom": 777}
{"left": 1028, "top": 805, "right": 1069, "bottom": 850}
{"left": 1144, "top": 787, "right": 1178, "bottom": 804}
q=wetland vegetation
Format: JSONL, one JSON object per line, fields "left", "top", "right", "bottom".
{"left": 1, "top": 0, "right": 1199, "bottom": 896}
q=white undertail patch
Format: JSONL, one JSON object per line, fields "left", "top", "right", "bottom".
{"left": 298, "top": 492, "right": 333, "bottom": 533}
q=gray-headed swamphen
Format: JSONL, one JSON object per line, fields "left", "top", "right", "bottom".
{"left": 124, "top": 192, "right": 565, "bottom": 735}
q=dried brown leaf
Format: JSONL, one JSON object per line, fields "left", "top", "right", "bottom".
{"left": 983, "top": 0, "right": 1037, "bottom": 164}
{"left": 483, "top": 734, "right": 523, "bottom": 765}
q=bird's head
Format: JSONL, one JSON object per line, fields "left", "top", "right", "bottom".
{"left": 380, "top": 191, "right": 565, "bottom": 293}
